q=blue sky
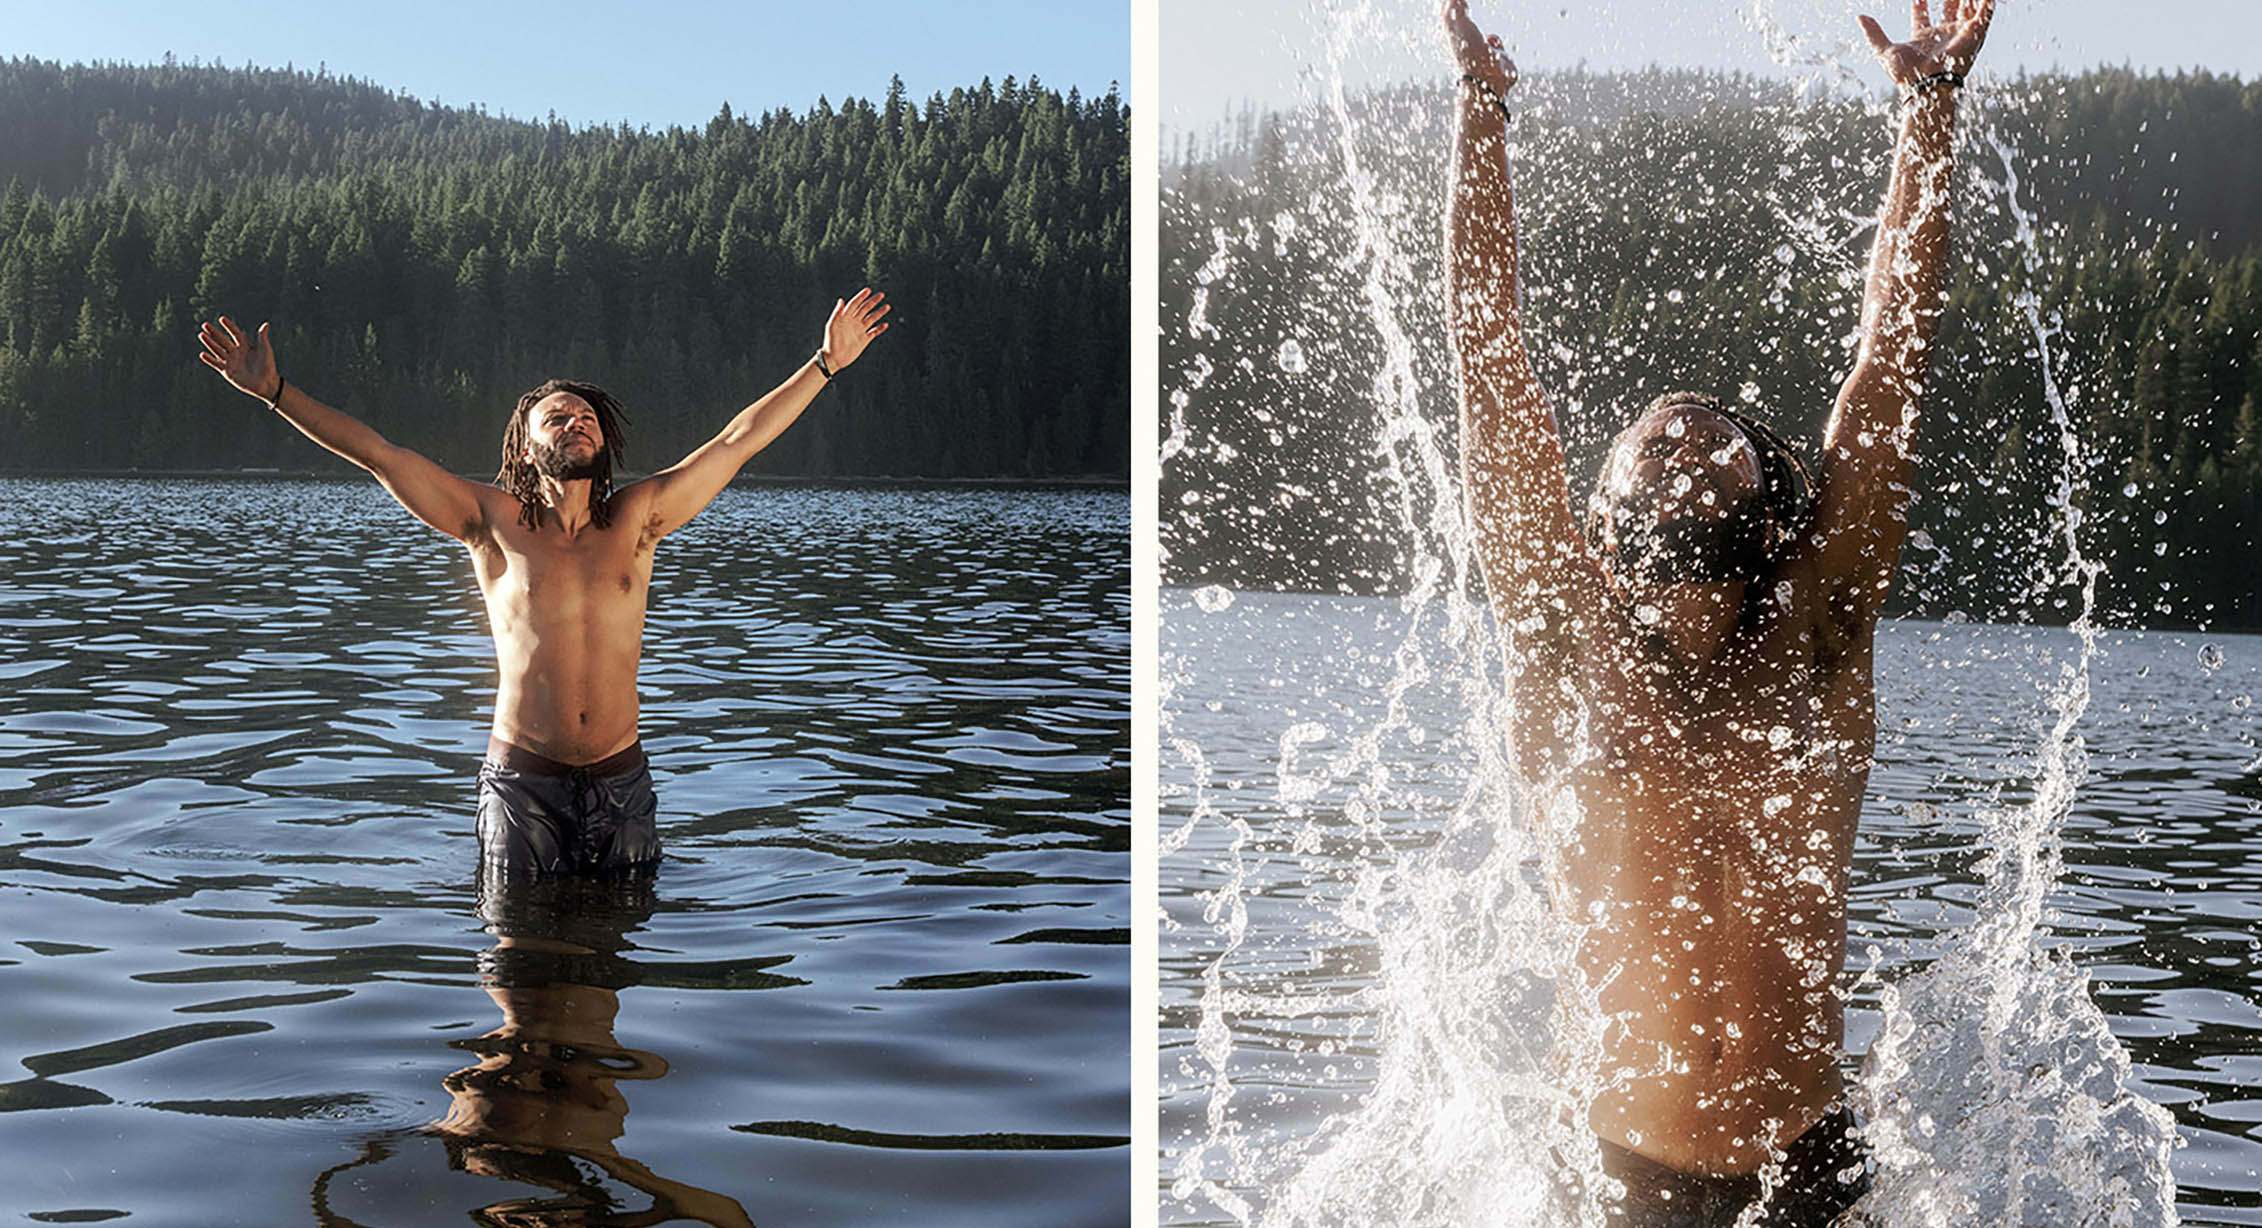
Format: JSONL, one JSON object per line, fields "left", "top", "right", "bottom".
{"left": 3, "top": 0, "right": 1131, "bottom": 128}
{"left": 1164, "top": 0, "right": 2262, "bottom": 132}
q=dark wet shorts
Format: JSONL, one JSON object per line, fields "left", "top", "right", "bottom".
{"left": 475, "top": 738, "right": 661, "bottom": 876}
{"left": 1595, "top": 1106, "right": 1872, "bottom": 1228}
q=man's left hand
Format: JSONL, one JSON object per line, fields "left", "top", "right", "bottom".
{"left": 820, "top": 287, "right": 891, "bottom": 373}
{"left": 1860, "top": 0, "right": 1995, "bottom": 85}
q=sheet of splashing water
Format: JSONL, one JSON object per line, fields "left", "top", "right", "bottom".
{"left": 1162, "top": 2, "right": 2181, "bottom": 1224}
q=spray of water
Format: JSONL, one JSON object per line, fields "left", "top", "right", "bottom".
{"left": 1162, "top": 2, "right": 2182, "bottom": 1224}
{"left": 1846, "top": 128, "right": 2180, "bottom": 1228}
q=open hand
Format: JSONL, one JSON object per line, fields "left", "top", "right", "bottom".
{"left": 819, "top": 288, "right": 891, "bottom": 373}
{"left": 196, "top": 316, "right": 281, "bottom": 401}
{"left": 1442, "top": 0, "right": 1517, "bottom": 95}
{"left": 1859, "top": 0, "right": 1994, "bottom": 85}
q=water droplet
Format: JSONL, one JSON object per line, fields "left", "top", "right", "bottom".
{"left": 2198, "top": 644, "right": 2225, "bottom": 674}
{"left": 2123, "top": 482, "right": 2139, "bottom": 497}
{"left": 2233, "top": 694, "right": 2252, "bottom": 711}
{"left": 1908, "top": 529, "right": 1934, "bottom": 551}
{"left": 1276, "top": 338, "right": 1307, "bottom": 375}
{"left": 1635, "top": 604, "right": 1661, "bottom": 625}
{"left": 1763, "top": 794, "right": 1791, "bottom": 817}
{"left": 1193, "top": 584, "right": 1234, "bottom": 613}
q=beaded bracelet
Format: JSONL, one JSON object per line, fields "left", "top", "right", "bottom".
{"left": 1905, "top": 70, "right": 1964, "bottom": 101}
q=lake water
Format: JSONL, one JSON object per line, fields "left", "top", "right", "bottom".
{"left": 0, "top": 476, "right": 1129, "bottom": 1226}
{"left": 1160, "top": 589, "right": 2261, "bottom": 1227}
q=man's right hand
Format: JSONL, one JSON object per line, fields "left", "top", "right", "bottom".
{"left": 196, "top": 316, "right": 282, "bottom": 402}
{"left": 1442, "top": 0, "right": 1518, "bottom": 96}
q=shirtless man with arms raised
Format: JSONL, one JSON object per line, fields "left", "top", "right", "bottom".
{"left": 197, "top": 290, "right": 890, "bottom": 874}
{"left": 1442, "top": 0, "right": 1992, "bottom": 1222}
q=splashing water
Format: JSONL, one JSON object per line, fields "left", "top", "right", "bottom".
{"left": 1845, "top": 131, "right": 2179, "bottom": 1227}
{"left": 1162, "top": 2, "right": 2182, "bottom": 1225}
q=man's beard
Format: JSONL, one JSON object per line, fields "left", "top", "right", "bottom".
{"left": 528, "top": 438, "right": 604, "bottom": 482}
{"left": 1601, "top": 492, "right": 1768, "bottom": 586}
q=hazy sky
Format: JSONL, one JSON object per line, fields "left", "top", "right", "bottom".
{"left": 1163, "top": 0, "right": 2262, "bottom": 132}
{"left": 3, "top": 0, "right": 1131, "bottom": 129}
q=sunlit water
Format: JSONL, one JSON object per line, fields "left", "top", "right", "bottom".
{"left": 1160, "top": 594, "right": 2260, "bottom": 1225}
{"left": 0, "top": 476, "right": 1129, "bottom": 1226}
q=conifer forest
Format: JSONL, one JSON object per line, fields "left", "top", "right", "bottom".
{"left": 0, "top": 57, "right": 1129, "bottom": 480}
{"left": 1163, "top": 69, "right": 2262, "bottom": 629}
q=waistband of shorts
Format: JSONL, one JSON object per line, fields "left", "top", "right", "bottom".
{"left": 485, "top": 737, "right": 646, "bottom": 778}
{"left": 1597, "top": 1104, "right": 1862, "bottom": 1201}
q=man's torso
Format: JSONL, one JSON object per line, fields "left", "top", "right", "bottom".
{"left": 1525, "top": 566, "right": 1877, "bottom": 1175}
{"left": 466, "top": 486, "right": 659, "bottom": 764}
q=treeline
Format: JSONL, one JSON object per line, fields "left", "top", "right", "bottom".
{"left": 1161, "top": 68, "right": 2262, "bottom": 629}
{"left": 0, "top": 56, "right": 1129, "bottom": 479}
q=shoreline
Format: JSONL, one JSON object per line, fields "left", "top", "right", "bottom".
{"left": 0, "top": 468, "right": 1130, "bottom": 490}
{"left": 1155, "top": 582, "right": 2262, "bottom": 637}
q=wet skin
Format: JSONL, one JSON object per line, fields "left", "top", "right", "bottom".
{"left": 1511, "top": 407, "right": 1874, "bottom": 1175}
{"left": 1444, "top": 0, "right": 1987, "bottom": 1177}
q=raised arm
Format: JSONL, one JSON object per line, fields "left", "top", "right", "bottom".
{"left": 630, "top": 288, "right": 891, "bottom": 538}
{"left": 198, "top": 316, "right": 495, "bottom": 542}
{"left": 1806, "top": 0, "right": 1994, "bottom": 615}
{"left": 1443, "top": 1, "right": 1591, "bottom": 603}
{"left": 1444, "top": 1, "right": 1609, "bottom": 782}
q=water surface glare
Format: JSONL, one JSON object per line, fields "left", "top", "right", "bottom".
{"left": 0, "top": 476, "right": 1129, "bottom": 1226}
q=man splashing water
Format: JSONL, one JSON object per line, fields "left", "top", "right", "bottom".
{"left": 1441, "top": 0, "right": 1992, "bottom": 1223}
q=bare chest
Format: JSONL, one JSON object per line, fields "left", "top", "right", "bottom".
{"left": 472, "top": 522, "right": 654, "bottom": 627}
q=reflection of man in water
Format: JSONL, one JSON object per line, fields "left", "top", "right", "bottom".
{"left": 196, "top": 292, "right": 889, "bottom": 872}
{"left": 431, "top": 873, "right": 757, "bottom": 1226}
{"left": 1442, "top": 0, "right": 1992, "bottom": 1222}
{"left": 309, "top": 873, "right": 761, "bottom": 1225}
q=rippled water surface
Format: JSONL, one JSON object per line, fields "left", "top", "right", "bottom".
{"left": 1161, "top": 590, "right": 2262, "bottom": 1227}
{"left": 0, "top": 477, "right": 1128, "bottom": 1226}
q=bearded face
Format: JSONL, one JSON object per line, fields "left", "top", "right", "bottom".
{"left": 527, "top": 435, "right": 605, "bottom": 482}
{"left": 1599, "top": 486, "right": 1769, "bottom": 585}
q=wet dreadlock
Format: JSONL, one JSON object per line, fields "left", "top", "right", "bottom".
{"left": 496, "top": 379, "right": 630, "bottom": 531}
{"left": 1588, "top": 390, "right": 1816, "bottom": 580}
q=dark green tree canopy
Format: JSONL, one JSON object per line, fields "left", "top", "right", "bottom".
{"left": 1163, "top": 69, "right": 2262, "bottom": 630}
{"left": 0, "top": 55, "right": 1130, "bottom": 480}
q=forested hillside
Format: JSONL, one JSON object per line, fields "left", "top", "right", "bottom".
{"left": 1162, "top": 69, "right": 2262, "bottom": 629}
{"left": 0, "top": 57, "right": 1129, "bottom": 478}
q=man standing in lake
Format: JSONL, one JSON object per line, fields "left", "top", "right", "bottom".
{"left": 1442, "top": 0, "right": 1991, "bottom": 1222}
{"left": 197, "top": 290, "right": 890, "bottom": 874}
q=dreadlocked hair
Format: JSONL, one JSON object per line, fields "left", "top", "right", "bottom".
{"left": 496, "top": 379, "right": 630, "bottom": 531}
